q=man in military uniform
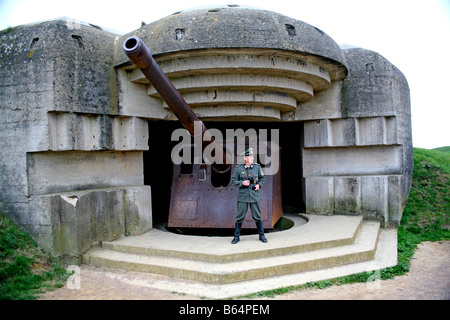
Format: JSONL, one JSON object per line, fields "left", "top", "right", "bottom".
{"left": 230, "top": 148, "right": 267, "bottom": 244}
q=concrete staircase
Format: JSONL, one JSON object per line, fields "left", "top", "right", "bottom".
{"left": 83, "top": 214, "right": 397, "bottom": 298}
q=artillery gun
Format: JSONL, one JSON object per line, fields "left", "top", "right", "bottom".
{"left": 123, "top": 36, "right": 282, "bottom": 229}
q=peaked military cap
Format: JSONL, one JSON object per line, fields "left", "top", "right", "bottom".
{"left": 241, "top": 148, "right": 255, "bottom": 156}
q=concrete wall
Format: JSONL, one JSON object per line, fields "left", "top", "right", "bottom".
{"left": 300, "top": 48, "right": 412, "bottom": 226}
{"left": 0, "top": 19, "right": 152, "bottom": 262}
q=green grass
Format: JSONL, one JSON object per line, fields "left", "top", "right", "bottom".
{"left": 402, "top": 147, "right": 450, "bottom": 240}
{"left": 0, "top": 214, "right": 70, "bottom": 300}
{"left": 241, "top": 146, "right": 450, "bottom": 299}
{"left": 432, "top": 146, "right": 450, "bottom": 154}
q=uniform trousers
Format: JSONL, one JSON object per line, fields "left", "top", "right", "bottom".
{"left": 236, "top": 201, "right": 262, "bottom": 223}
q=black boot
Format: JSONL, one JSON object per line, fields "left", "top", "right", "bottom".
{"left": 255, "top": 220, "right": 268, "bottom": 243}
{"left": 231, "top": 222, "right": 242, "bottom": 244}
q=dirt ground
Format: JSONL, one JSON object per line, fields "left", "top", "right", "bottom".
{"left": 262, "top": 240, "right": 450, "bottom": 300}
{"left": 40, "top": 241, "right": 449, "bottom": 300}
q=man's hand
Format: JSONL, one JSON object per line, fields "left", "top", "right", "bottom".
{"left": 242, "top": 180, "right": 250, "bottom": 186}
{"left": 254, "top": 184, "right": 260, "bottom": 191}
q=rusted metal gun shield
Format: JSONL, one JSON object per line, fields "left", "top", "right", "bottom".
{"left": 168, "top": 141, "right": 282, "bottom": 229}
{"left": 168, "top": 163, "right": 282, "bottom": 229}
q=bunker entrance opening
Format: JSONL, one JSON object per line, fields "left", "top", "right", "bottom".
{"left": 144, "top": 121, "right": 305, "bottom": 230}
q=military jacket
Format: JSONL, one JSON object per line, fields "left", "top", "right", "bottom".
{"left": 231, "top": 163, "right": 266, "bottom": 203}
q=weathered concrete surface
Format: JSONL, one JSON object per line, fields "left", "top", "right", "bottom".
{"left": 115, "top": 6, "right": 348, "bottom": 122}
{"left": 0, "top": 19, "right": 119, "bottom": 114}
{"left": 48, "top": 113, "right": 149, "bottom": 151}
{"left": 114, "top": 6, "right": 348, "bottom": 79}
{"left": 343, "top": 47, "right": 413, "bottom": 209}
{"left": 298, "top": 48, "right": 412, "bottom": 226}
{"left": 27, "top": 151, "right": 143, "bottom": 195}
{"left": 0, "top": 6, "right": 413, "bottom": 263}
{"left": 0, "top": 19, "right": 152, "bottom": 262}
{"left": 30, "top": 186, "right": 151, "bottom": 264}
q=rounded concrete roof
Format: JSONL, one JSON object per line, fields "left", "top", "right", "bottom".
{"left": 117, "top": 5, "right": 347, "bottom": 80}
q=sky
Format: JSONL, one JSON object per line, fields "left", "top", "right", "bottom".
{"left": 1, "top": 0, "right": 449, "bottom": 149}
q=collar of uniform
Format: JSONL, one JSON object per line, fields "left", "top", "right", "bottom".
{"left": 244, "top": 164, "right": 253, "bottom": 169}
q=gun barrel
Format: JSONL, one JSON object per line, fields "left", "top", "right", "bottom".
{"left": 123, "top": 36, "right": 201, "bottom": 135}
{"left": 123, "top": 36, "right": 230, "bottom": 167}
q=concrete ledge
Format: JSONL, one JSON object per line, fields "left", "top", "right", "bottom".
{"left": 32, "top": 185, "right": 152, "bottom": 261}
{"left": 48, "top": 112, "right": 149, "bottom": 151}
{"left": 27, "top": 151, "right": 144, "bottom": 195}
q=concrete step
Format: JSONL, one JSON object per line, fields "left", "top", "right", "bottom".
{"left": 94, "top": 214, "right": 363, "bottom": 263}
{"left": 84, "top": 216, "right": 380, "bottom": 284}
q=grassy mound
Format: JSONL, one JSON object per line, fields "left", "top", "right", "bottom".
{"left": 0, "top": 214, "right": 69, "bottom": 300}
{"left": 402, "top": 147, "right": 449, "bottom": 241}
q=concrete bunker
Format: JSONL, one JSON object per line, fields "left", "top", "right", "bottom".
{"left": 0, "top": 5, "right": 412, "bottom": 261}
